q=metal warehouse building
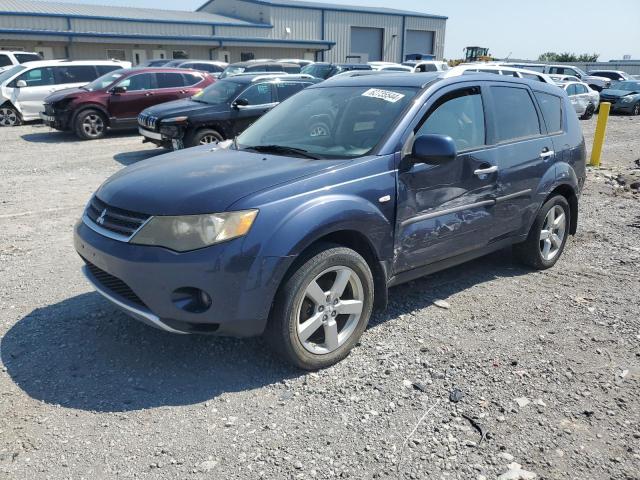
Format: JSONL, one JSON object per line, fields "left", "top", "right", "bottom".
{"left": 0, "top": 0, "right": 446, "bottom": 65}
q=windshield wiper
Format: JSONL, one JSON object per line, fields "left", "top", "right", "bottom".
{"left": 243, "top": 144, "right": 322, "bottom": 160}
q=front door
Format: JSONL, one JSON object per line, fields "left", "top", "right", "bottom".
{"left": 394, "top": 84, "right": 499, "bottom": 273}
{"left": 11, "top": 66, "right": 57, "bottom": 119}
{"left": 132, "top": 49, "right": 147, "bottom": 66}
{"left": 108, "top": 72, "right": 158, "bottom": 124}
{"left": 152, "top": 50, "right": 166, "bottom": 60}
{"left": 231, "top": 83, "right": 277, "bottom": 135}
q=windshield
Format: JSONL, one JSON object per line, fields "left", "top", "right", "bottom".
{"left": 83, "top": 70, "right": 125, "bottom": 91}
{"left": 610, "top": 81, "right": 640, "bottom": 91}
{"left": 220, "top": 66, "right": 246, "bottom": 79}
{"left": 0, "top": 65, "right": 26, "bottom": 83}
{"left": 192, "top": 80, "right": 245, "bottom": 104}
{"left": 237, "top": 85, "right": 418, "bottom": 159}
{"left": 301, "top": 64, "right": 333, "bottom": 79}
{"left": 15, "top": 53, "right": 42, "bottom": 64}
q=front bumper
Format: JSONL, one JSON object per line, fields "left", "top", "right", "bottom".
{"left": 74, "top": 219, "right": 286, "bottom": 336}
{"left": 39, "top": 110, "right": 70, "bottom": 130}
{"left": 609, "top": 102, "right": 634, "bottom": 113}
{"left": 139, "top": 126, "right": 184, "bottom": 149}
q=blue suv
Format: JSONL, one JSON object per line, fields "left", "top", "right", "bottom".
{"left": 75, "top": 73, "right": 586, "bottom": 369}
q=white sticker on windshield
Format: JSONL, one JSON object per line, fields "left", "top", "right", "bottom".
{"left": 362, "top": 88, "right": 405, "bottom": 103}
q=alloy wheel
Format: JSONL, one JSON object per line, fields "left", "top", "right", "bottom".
{"left": 296, "top": 266, "right": 364, "bottom": 355}
{"left": 0, "top": 107, "right": 19, "bottom": 127}
{"left": 633, "top": 103, "right": 640, "bottom": 116}
{"left": 539, "top": 205, "right": 566, "bottom": 261}
{"left": 82, "top": 114, "right": 105, "bottom": 137}
{"left": 199, "top": 134, "right": 220, "bottom": 145}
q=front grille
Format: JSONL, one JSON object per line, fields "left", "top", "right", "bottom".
{"left": 138, "top": 112, "right": 158, "bottom": 130}
{"left": 83, "top": 257, "right": 147, "bottom": 308}
{"left": 85, "top": 196, "right": 150, "bottom": 239}
{"left": 44, "top": 103, "right": 55, "bottom": 115}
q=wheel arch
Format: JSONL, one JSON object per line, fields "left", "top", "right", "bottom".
{"left": 546, "top": 183, "right": 578, "bottom": 235}
{"left": 0, "top": 100, "right": 23, "bottom": 121}
{"left": 71, "top": 104, "right": 110, "bottom": 127}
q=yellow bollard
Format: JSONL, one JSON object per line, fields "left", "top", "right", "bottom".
{"left": 590, "top": 102, "right": 611, "bottom": 167}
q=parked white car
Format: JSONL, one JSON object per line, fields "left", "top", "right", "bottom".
{"left": 444, "top": 64, "right": 555, "bottom": 84}
{"left": 0, "top": 59, "right": 130, "bottom": 126}
{"left": 558, "top": 81, "right": 600, "bottom": 119}
{"left": 368, "top": 62, "right": 413, "bottom": 72}
{"left": 505, "top": 63, "right": 611, "bottom": 91}
{"left": 548, "top": 74, "right": 581, "bottom": 83}
{"left": 401, "top": 60, "right": 450, "bottom": 73}
{"left": 0, "top": 51, "right": 43, "bottom": 72}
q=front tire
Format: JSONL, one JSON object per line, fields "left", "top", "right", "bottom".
{"left": 0, "top": 105, "right": 21, "bottom": 127}
{"left": 632, "top": 102, "right": 640, "bottom": 116}
{"left": 74, "top": 109, "right": 107, "bottom": 140}
{"left": 186, "top": 128, "right": 223, "bottom": 148}
{"left": 266, "top": 244, "right": 374, "bottom": 370}
{"left": 514, "top": 195, "right": 570, "bottom": 270}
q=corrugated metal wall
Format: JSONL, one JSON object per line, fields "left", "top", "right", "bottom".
{"left": 324, "top": 11, "right": 402, "bottom": 63}
{"left": 0, "top": 14, "right": 67, "bottom": 30}
{"left": 405, "top": 16, "right": 446, "bottom": 60}
{"left": 71, "top": 19, "right": 212, "bottom": 37}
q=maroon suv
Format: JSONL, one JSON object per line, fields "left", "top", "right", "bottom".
{"left": 40, "top": 67, "right": 213, "bottom": 140}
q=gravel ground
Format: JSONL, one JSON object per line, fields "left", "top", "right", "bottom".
{"left": 1, "top": 115, "right": 639, "bottom": 480}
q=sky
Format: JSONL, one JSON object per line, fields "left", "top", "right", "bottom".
{"left": 35, "top": 0, "right": 640, "bottom": 61}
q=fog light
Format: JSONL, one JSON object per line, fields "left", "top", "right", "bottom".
{"left": 171, "top": 287, "right": 212, "bottom": 313}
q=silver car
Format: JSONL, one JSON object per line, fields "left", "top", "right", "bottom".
{"left": 558, "top": 81, "right": 600, "bottom": 119}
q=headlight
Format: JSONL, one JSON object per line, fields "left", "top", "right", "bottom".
{"left": 162, "top": 116, "right": 188, "bottom": 124}
{"left": 130, "top": 210, "right": 258, "bottom": 252}
{"left": 621, "top": 96, "right": 633, "bottom": 103}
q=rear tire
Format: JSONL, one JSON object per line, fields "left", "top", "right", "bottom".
{"left": 74, "top": 109, "right": 107, "bottom": 140}
{"left": 514, "top": 195, "right": 570, "bottom": 270}
{"left": 265, "top": 244, "right": 374, "bottom": 370}
{"left": 632, "top": 103, "right": 640, "bottom": 116}
{"left": 580, "top": 103, "right": 595, "bottom": 120}
{"left": 186, "top": 128, "right": 223, "bottom": 148}
{"left": 0, "top": 105, "right": 21, "bottom": 127}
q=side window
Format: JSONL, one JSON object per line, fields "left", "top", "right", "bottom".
{"left": 182, "top": 73, "right": 203, "bottom": 86}
{"left": 193, "top": 63, "right": 222, "bottom": 73}
{"left": 16, "top": 67, "right": 55, "bottom": 87}
{"left": 575, "top": 84, "right": 587, "bottom": 94}
{"left": 282, "top": 65, "right": 301, "bottom": 74}
{"left": 419, "top": 63, "right": 437, "bottom": 72}
{"left": 97, "top": 65, "right": 120, "bottom": 75}
{"left": 156, "top": 72, "right": 186, "bottom": 88}
{"left": 534, "top": 92, "right": 562, "bottom": 134}
{"left": 275, "top": 82, "right": 307, "bottom": 101}
{"left": 238, "top": 83, "right": 273, "bottom": 105}
{"left": 416, "top": 87, "right": 485, "bottom": 152}
{"left": 0, "top": 54, "right": 12, "bottom": 67}
{"left": 118, "top": 73, "right": 155, "bottom": 91}
{"left": 489, "top": 86, "right": 541, "bottom": 143}
{"left": 566, "top": 84, "right": 577, "bottom": 96}
{"left": 479, "top": 69, "right": 500, "bottom": 75}
{"left": 54, "top": 65, "right": 98, "bottom": 84}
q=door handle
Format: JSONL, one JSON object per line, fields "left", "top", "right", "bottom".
{"left": 474, "top": 165, "right": 498, "bottom": 176}
{"left": 144, "top": 92, "right": 154, "bottom": 97}
{"left": 540, "top": 149, "right": 555, "bottom": 159}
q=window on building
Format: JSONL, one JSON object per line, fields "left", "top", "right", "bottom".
{"left": 534, "top": 92, "right": 562, "bottom": 134}
{"left": 106, "top": 49, "right": 126, "bottom": 61}
{"left": 172, "top": 50, "right": 189, "bottom": 59}
{"left": 490, "top": 86, "right": 541, "bottom": 142}
{"left": 416, "top": 87, "right": 485, "bottom": 152}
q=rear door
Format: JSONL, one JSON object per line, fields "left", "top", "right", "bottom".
{"left": 484, "top": 83, "right": 554, "bottom": 238}
{"left": 230, "top": 82, "right": 276, "bottom": 135}
{"left": 394, "top": 83, "right": 499, "bottom": 272}
{"left": 108, "top": 72, "right": 158, "bottom": 123}
{"left": 153, "top": 72, "right": 194, "bottom": 104}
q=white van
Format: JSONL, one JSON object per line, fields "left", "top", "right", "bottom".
{"left": 0, "top": 59, "right": 131, "bottom": 126}
{"left": 0, "top": 51, "right": 43, "bottom": 72}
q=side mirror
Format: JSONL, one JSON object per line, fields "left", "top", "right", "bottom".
{"left": 232, "top": 98, "right": 249, "bottom": 109}
{"left": 111, "top": 85, "right": 127, "bottom": 95}
{"left": 15, "top": 80, "right": 27, "bottom": 88}
{"left": 409, "top": 134, "right": 457, "bottom": 166}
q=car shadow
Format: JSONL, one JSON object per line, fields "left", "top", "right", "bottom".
{"left": 21, "top": 129, "right": 139, "bottom": 144}
{"left": 1, "top": 292, "right": 300, "bottom": 412}
{"left": 1, "top": 248, "right": 530, "bottom": 413}
{"left": 113, "top": 148, "right": 168, "bottom": 166}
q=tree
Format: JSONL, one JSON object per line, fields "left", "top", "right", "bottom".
{"left": 538, "top": 52, "right": 600, "bottom": 62}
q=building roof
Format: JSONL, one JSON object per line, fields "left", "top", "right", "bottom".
{"left": 0, "top": 0, "right": 265, "bottom": 26}
{"left": 198, "top": 0, "right": 447, "bottom": 19}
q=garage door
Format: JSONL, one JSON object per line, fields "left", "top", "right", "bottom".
{"left": 405, "top": 30, "right": 435, "bottom": 56}
{"left": 350, "top": 27, "right": 383, "bottom": 62}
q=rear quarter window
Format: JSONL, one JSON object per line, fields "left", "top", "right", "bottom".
{"left": 533, "top": 92, "right": 562, "bottom": 134}
{"left": 489, "top": 86, "right": 541, "bottom": 143}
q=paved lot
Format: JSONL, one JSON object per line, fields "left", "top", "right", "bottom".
{"left": 0, "top": 116, "right": 639, "bottom": 480}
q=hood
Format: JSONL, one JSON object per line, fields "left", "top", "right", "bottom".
{"left": 601, "top": 89, "right": 639, "bottom": 98}
{"left": 45, "top": 87, "right": 87, "bottom": 104}
{"left": 96, "top": 145, "right": 349, "bottom": 216}
{"left": 142, "top": 98, "right": 228, "bottom": 119}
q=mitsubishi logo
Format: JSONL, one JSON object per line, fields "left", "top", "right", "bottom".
{"left": 96, "top": 208, "right": 107, "bottom": 225}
